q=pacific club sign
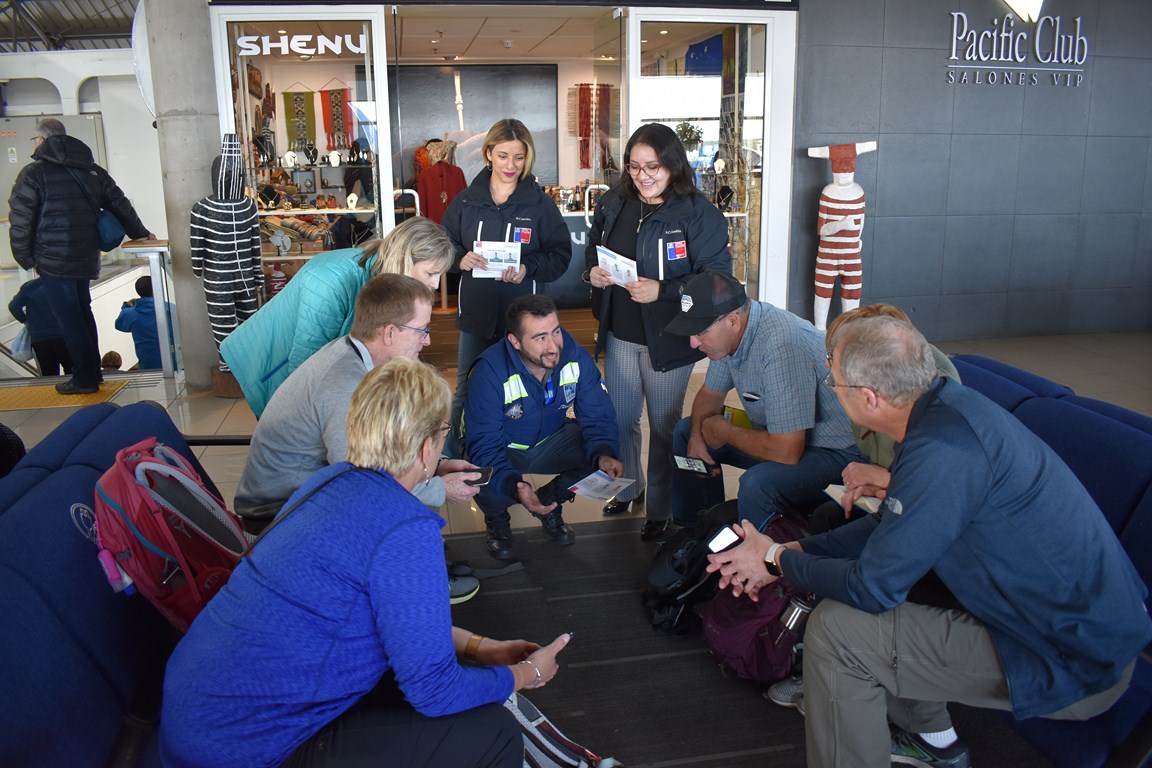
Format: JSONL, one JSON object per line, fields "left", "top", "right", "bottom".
{"left": 947, "top": 11, "right": 1088, "bottom": 87}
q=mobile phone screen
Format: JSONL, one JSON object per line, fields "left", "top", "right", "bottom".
{"left": 707, "top": 526, "right": 741, "bottom": 553}
{"left": 674, "top": 455, "right": 709, "bottom": 474}
{"left": 464, "top": 467, "right": 494, "bottom": 486}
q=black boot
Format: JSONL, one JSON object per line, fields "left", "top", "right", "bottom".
{"left": 485, "top": 518, "right": 515, "bottom": 560}
{"left": 535, "top": 475, "right": 577, "bottom": 507}
{"left": 536, "top": 505, "right": 575, "bottom": 546}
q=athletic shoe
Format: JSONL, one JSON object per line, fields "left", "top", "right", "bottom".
{"left": 640, "top": 519, "right": 669, "bottom": 541}
{"left": 537, "top": 507, "right": 575, "bottom": 545}
{"left": 890, "top": 727, "right": 971, "bottom": 768}
{"left": 766, "top": 675, "right": 804, "bottom": 709}
{"left": 449, "top": 575, "right": 480, "bottom": 604}
{"left": 486, "top": 519, "right": 515, "bottom": 560}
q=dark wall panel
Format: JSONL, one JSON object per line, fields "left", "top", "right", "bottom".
{"left": 790, "top": 0, "right": 1152, "bottom": 337}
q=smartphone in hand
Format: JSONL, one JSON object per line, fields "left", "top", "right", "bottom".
{"left": 464, "top": 467, "right": 494, "bottom": 486}
{"left": 674, "top": 455, "right": 713, "bottom": 475}
{"left": 706, "top": 526, "right": 741, "bottom": 553}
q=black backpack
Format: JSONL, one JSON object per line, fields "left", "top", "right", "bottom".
{"left": 642, "top": 501, "right": 740, "bottom": 634}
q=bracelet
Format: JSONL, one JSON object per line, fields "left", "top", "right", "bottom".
{"left": 464, "top": 633, "right": 483, "bottom": 661}
{"left": 518, "top": 659, "right": 543, "bottom": 688}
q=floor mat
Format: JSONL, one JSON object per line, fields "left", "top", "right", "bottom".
{"left": 0, "top": 380, "right": 127, "bottom": 410}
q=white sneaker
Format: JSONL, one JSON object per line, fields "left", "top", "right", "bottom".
{"left": 765, "top": 675, "right": 804, "bottom": 709}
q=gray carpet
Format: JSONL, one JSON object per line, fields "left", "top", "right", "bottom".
{"left": 448, "top": 518, "right": 1052, "bottom": 768}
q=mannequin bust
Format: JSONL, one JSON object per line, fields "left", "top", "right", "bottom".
{"left": 328, "top": 150, "right": 342, "bottom": 168}
{"left": 304, "top": 142, "right": 318, "bottom": 165}
{"left": 282, "top": 150, "right": 298, "bottom": 169}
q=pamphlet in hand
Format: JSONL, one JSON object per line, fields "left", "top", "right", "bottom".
{"left": 567, "top": 471, "right": 636, "bottom": 502}
{"left": 595, "top": 245, "right": 639, "bottom": 286}
{"left": 823, "top": 483, "right": 882, "bottom": 514}
{"left": 473, "top": 240, "right": 522, "bottom": 279}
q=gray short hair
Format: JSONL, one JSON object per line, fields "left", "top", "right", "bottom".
{"left": 835, "top": 316, "right": 936, "bottom": 407}
{"left": 37, "top": 118, "right": 66, "bottom": 138}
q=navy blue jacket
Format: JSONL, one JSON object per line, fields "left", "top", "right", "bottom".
{"left": 442, "top": 168, "right": 571, "bottom": 339}
{"left": 7, "top": 278, "right": 62, "bottom": 342}
{"left": 784, "top": 378, "right": 1152, "bottom": 719}
{"left": 585, "top": 187, "right": 730, "bottom": 371}
{"left": 463, "top": 329, "right": 619, "bottom": 505}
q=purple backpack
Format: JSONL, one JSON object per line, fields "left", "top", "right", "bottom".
{"left": 702, "top": 511, "right": 811, "bottom": 686}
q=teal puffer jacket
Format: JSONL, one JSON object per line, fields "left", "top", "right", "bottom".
{"left": 221, "top": 248, "right": 373, "bottom": 417}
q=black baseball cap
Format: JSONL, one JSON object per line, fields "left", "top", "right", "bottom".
{"left": 664, "top": 271, "right": 747, "bottom": 336}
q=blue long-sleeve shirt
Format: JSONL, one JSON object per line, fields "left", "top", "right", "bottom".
{"left": 160, "top": 465, "right": 513, "bottom": 768}
{"left": 782, "top": 378, "right": 1151, "bottom": 719}
{"left": 464, "top": 329, "right": 619, "bottom": 505}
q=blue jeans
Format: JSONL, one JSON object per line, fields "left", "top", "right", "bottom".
{"left": 670, "top": 416, "right": 861, "bottom": 529}
{"left": 474, "top": 421, "right": 592, "bottom": 525}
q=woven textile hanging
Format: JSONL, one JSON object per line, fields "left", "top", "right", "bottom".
{"left": 320, "top": 88, "right": 353, "bottom": 151}
{"left": 282, "top": 92, "right": 317, "bottom": 152}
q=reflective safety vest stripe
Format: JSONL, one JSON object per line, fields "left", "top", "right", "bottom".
{"left": 503, "top": 374, "right": 528, "bottom": 404}
{"left": 558, "top": 362, "right": 579, "bottom": 387}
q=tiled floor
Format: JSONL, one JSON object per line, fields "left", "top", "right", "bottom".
{"left": 3, "top": 331, "right": 1150, "bottom": 536}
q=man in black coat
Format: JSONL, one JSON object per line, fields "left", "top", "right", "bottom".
{"left": 8, "top": 118, "right": 153, "bottom": 394}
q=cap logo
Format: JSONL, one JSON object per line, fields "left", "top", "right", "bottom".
{"left": 680, "top": 295, "right": 694, "bottom": 313}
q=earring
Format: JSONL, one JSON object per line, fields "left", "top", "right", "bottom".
{"left": 423, "top": 464, "right": 431, "bottom": 487}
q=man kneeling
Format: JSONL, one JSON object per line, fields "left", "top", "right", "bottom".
{"left": 708, "top": 315, "right": 1151, "bottom": 768}
{"left": 464, "top": 294, "right": 623, "bottom": 560}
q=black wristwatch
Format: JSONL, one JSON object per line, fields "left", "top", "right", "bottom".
{"left": 764, "top": 543, "right": 784, "bottom": 577}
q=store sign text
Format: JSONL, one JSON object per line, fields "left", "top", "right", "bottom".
{"left": 236, "top": 34, "right": 367, "bottom": 58}
{"left": 946, "top": 12, "right": 1088, "bottom": 87}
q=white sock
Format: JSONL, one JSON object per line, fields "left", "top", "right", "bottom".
{"left": 918, "top": 728, "right": 958, "bottom": 749}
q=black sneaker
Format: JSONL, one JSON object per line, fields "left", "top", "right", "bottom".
{"left": 890, "top": 727, "right": 971, "bottom": 768}
{"left": 535, "top": 475, "right": 576, "bottom": 507}
{"left": 536, "top": 507, "right": 575, "bottom": 545}
{"left": 640, "top": 519, "right": 670, "bottom": 541}
{"left": 55, "top": 380, "right": 100, "bottom": 395}
{"left": 485, "top": 520, "right": 515, "bottom": 560}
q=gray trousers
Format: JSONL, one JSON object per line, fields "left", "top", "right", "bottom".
{"left": 803, "top": 599, "right": 1134, "bottom": 768}
{"left": 604, "top": 333, "right": 693, "bottom": 516}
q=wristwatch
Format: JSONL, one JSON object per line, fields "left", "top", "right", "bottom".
{"left": 764, "top": 543, "right": 784, "bottom": 577}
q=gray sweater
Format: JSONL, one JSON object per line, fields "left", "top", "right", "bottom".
{"left": 235, "top": 336, "right": 446, "bottom": 517}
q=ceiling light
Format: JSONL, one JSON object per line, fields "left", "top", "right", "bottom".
{"left": 641, "top": 39, "right": 648, "bottom": 43}
{"left": 299, "top": 54, "right": 312, "bottom": 61}
{"left": 659, "top": 30, "right": 669, "bottom": 35}
{"left": 277, "top": 29, "right": 287, "bottom": 34}
{"left": 431, "top": 39, "right": 439, "bottom": 44}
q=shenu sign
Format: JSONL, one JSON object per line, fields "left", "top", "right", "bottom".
{"left": 236, "top": 33, "right": 368, "bottom": 57}
{"left": 946, "top": 11, "right": 1088, "bottom": 87}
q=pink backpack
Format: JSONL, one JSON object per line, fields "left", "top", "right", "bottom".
{"left": 93, "top": 437, "right": 248, "bottom": 632}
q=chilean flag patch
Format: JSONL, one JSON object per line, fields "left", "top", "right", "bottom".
{"left": 513, "top": 227, "right": 533, "bottom": 244}
{"left": 666, "top": 240, "right": 688, "bottom": 261}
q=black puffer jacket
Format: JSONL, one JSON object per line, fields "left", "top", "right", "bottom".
{"left": 8, "top": 135, "right": 149, "bottom": 280}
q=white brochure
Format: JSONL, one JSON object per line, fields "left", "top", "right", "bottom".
{"left": 596, "top": 245, "right": 639, "bottom": 286}
{"left": 473, "top": 240, "right": 522, "bottom": 278}
{"left": 567, "top": 471, "right": 637, "bottom": 502}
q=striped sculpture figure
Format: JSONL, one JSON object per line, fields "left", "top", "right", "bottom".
{"left": 807, "top": 141, "right": 877, "bottom": 331}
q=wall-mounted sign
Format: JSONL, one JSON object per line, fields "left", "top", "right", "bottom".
{"left": 236, "top": 33, "right": 368, "bottom": 57}
{"left": 946, "top": 9, "right": 1088, "bottom": 87}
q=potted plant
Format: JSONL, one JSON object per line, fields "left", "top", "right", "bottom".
{"left": 674, "top": 121, "right": 703, "bottom": 152}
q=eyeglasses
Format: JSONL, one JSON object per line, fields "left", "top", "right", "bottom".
{"left": 437, "top": 420, "right": 452, "bottom": 436}
{"left": 822, "top": 372, "right": 871, "bottom": 391}
{"left": 391, "top": 322, "right": 431, "bottom": 337}
{"left": 626, "top": 162, "right": 663, "bottom": 177}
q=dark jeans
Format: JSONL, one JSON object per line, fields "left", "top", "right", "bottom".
{"left": 31, "top": 338, "right": 74, "bottom": 377}
{"left": 37, "top": 275, "right": 100, "bottom": 387}
{"left": 474, "top": 421, "right": 592, "bottom": 525}
{"left": 447, "top": 330, "right": 501, "bottom": 459}
{"left": 283, "top": 674, "right": 521, "bottom": 768}
{"left": 670, "top": 416, "right": 861, "bottom": 529}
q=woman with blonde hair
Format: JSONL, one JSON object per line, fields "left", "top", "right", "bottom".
{"left": 442, "top": 118, "right": 572, "bottom": 455}
{"left": 222, "top": 216, "right": 455, "bottom": 417}
{"left": 162, "top": 357, "right": 572, "bottom": 768}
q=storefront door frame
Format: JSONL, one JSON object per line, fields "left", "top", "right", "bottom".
{"left": 626, "top": 7, "right": 795, "bottom": 307}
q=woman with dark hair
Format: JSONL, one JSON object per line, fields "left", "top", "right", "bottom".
{"left": 442, "top": 119, "right": 572, "bottom": 456}
{"left": 585, "top": 122, "right": 731, "bottom": 539}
